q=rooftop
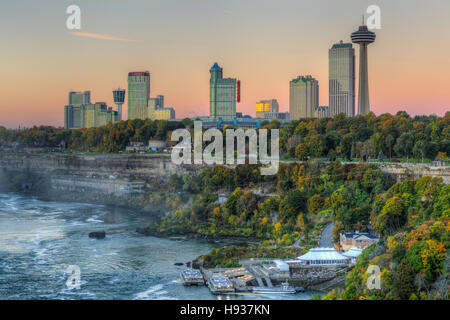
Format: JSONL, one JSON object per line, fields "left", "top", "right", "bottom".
{"left": 210, "top": 62, "right": 222, "bottom": 71}
{"left": 290, "top": 75, "right": 317, "bottom": 84}
{"left": 342, "top": 247, "right": 363, "bottom": 258}
{"left": 292, "top": 247, "right": 349, "bottom": 262}
{"left": 128, "top": 71, "right": 150, "bottom": 77}
{"left": 341, "top": 232, "right": 379, "bottom": 240}
{"left": 331, "top": 42, "right": 352, "bottom": 49}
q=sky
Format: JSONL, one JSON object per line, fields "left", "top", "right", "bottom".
{"left": 0, "top": 0, "right": 449, "bottom": 128}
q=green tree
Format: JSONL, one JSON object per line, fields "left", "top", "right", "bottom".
{"left": 393, "top": 259, "right": 417, "bottom": 300}
{"left": 385, "top": 134, "right": 395, "bottom": 160}
{"left": 394, "top": 131, "right": 414, "bottom": 161}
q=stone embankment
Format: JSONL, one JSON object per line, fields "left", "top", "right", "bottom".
{"left": 288, "top": 265, "right": 349, "bottom": 290}
{"left": 377, "top": 162, "right": 450, "bottom": 184}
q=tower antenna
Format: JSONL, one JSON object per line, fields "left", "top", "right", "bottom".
{"left": 362, "top": 14, "right": 365, "bottom": 26}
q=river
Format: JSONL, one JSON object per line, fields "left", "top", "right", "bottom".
{"left": 0, "top": 193, "right": 315, "bottom": 300}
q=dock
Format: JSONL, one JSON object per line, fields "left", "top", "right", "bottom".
{"left": 197, "top": 259, "right": 301, "bottom": 295}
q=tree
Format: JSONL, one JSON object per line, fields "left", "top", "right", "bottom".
{"left": 295, "top": 144, "right": 308, "bottom": 160}
{"left": 391, "top": 243, "right": 407, "bottom": 266}
{"left": 279, "top": 189, "right": 307, "bottom": 232}
{"left": 413, "top": 140, "right": 427, "bottom": 163}
{"left": 332, "top": 221, "right": 345, "bottom": 244}
{"left": 307, "top": 194, "right": 324, "bottom": 215}
{"left": 421, "top": 240, "right": 447, "bottom": 280}
{"left": 393, "top": 259, "right": 417, "bottom": 300}
{"left": 339, "top": 134, "right": 353, "bottom": 160}
{"left": 385, "top": 134, "right": 395, "bottom": 160}
{"left": 375, "top": 196, "right": 405, "bottom": 235}
{"left": 394, "top": 131, "right": 414, "bottom": 161}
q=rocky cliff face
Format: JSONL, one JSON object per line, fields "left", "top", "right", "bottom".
{"left": 0, "top": 152, "right": 200, "bottom": 179}
{"left": 377, "top": 162, "right": 450, "bottom": 184}
{"left": 0, "top": 152, "right": 204, "bottom": 210}
{"left": 1, "top": 152, "right": 448, "bottom": 206}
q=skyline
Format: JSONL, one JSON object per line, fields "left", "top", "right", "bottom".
{"left": 1, "top": 0, "right": 450, "bottom": 128}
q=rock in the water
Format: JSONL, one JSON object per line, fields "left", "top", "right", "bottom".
{"left": 174, "top": 262, "right": 184, "bottom": 266}
{"left": 89, "top": 231, "right": 106, "bottom": 239}
{"left": 136, "top": 227, "right": 152, "bottom": 236}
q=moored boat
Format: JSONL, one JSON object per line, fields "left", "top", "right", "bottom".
{"left": 251, "top": 280, "right": 296, "bottom": 294}
{"left": 207, "top": 275, "right": 235, "bottom": 294}
{"left": 180, "top": 268, "right": 205, "bottom": 286}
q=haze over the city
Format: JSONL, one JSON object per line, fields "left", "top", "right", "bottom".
{"left": 1, "top": 0, "right": 449, "bottom": 128}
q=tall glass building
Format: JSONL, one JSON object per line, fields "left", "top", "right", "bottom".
{"left": 289, "top": 75, "right": 319, "bottom": 120}
{"left": 329, "top": 42, "right": 355, "bottom": 117}
{"left": 210, "top": 63, "right": 237, "bottom": 119}
{"left": 64, "top": 91, "right": 91, "bottom": 129}
{"left": 128, "top": 71, "right": 150, "bottom": 120}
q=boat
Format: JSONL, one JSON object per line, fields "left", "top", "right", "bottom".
{"left": 207, "top": 275, "right": 235, "bottom": 294}
{"left": 180, "top": 268, "right": 205, "bottom": 286}
{"left": 251, "top": 280, "right": 297, "bottom": 294}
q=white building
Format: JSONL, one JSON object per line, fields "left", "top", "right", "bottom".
{"left": 287, "top": 247, "right": 349, "bottom": 266}
{"left": 289, "top": 75, "right": 319, "bottom": 120}
{"left": 342, "top": 247, "right": 363, "bottom": 264}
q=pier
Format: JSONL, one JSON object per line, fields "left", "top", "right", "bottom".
{"left": 197, "top": 259, "right": 304, "bottom": 295}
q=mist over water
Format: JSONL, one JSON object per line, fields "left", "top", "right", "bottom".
{"left": 0, "top": 193, "right": 315, "bottom": 300}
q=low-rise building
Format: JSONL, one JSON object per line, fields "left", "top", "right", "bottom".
{"left": 288, "top": 247, "right": 350, "bottom": 266}
{"left": 432, "top": 157, "right": 446, "bottom": 167}
{"left": 340, "top": 232, "right": 379, "bottom": 251}
{"left": 342, "top": 247, "right": 363, "bottom": 264}
{"left": 148, "top": 140, "right": 166, "bottom": 152}
{"left": 125, "top": 141, "right": 147, "bottom": 152}
{"left": 155, "top": 107, "right": 176, "bottom": 120}
{"left": 256, "top": 99, "right": 278, "bottom": 118}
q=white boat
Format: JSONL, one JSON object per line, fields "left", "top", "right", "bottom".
{"left": 208, "top": 276, "right": 235, "bottom": 294}
{"left": 180, "top": 268, "right": 204, "bottom": 286}
{"left": 251, "top": 280, "right": 296, "bottom": 294}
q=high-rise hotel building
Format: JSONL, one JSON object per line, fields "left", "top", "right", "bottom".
{"left": 210, "top": 62, "right": 239, "bottom": 119}
{"left": 64, "top": 91, "right": 91, "bottom": 129}
{"left": 329, "top": 41, "right": 355, "bottom": 117}
{"left": 128, "top": 71, "right": 150, "bottom": 120}
{"left": 64, "top": 90, "right": 118, "bottom": 129}
{"left": 289, "top": 75, "right": 319, "bottom": 120}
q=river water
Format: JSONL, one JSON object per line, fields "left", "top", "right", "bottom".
{"left": 0, "top": 193, "right": 315, "bottom": 300}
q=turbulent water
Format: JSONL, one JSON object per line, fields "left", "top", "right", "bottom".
{"left": 0, "top": 193, "right": 315, "bottom": 300}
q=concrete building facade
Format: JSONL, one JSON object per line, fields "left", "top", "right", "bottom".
{"left": 255, "top": 99, "right": 279, "bottom": 118}
{"left": 289, "top": 75, "right": 319, "bottom": 120}
{"left": 313, "top": 106, "right": 331, "bottom": 118}
{"left": 128, "top": 71, "right": 150, "bottom": 120}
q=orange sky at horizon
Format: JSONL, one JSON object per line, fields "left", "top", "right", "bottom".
{"left": 0, "top": 0, "right": 449, "bottom": 128}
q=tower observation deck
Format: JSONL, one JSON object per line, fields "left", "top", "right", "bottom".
{"left": 351, "top": 25, "right": 376, "bottom": 116}
{"left": 113, "top": 88, "right": 126, "bottom": 121}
